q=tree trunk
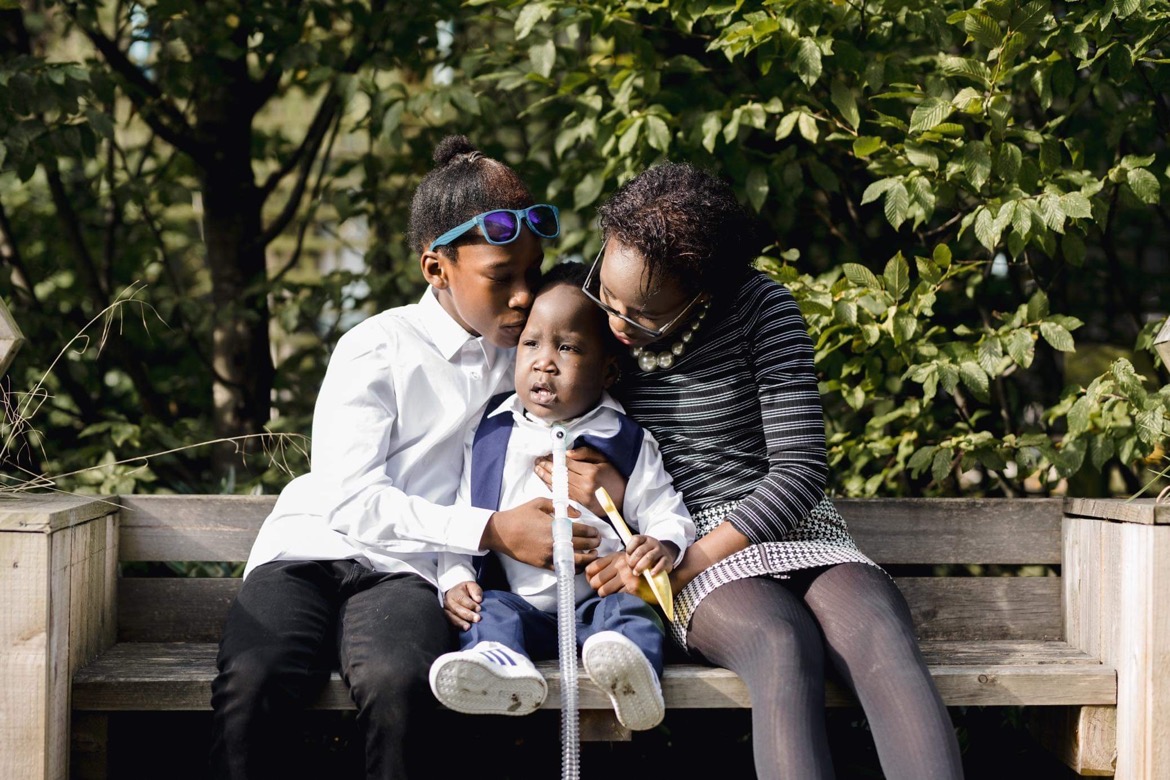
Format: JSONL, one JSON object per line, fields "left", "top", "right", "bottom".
{"left": 196, "top": 81, "right": 274, "bottom": 482}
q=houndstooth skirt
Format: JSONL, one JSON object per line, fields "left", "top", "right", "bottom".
{"left": 670, "top": 496, "right": 881, "bottom": 649}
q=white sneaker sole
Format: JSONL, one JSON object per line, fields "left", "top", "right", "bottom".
{"left": 582, "top": 637, "right": 665, "bottom": 731}
{"left": 429, "top": 653, "right": 547, "bottom": 716}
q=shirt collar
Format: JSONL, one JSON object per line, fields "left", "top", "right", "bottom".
{"left": 489, "top": 391, "right": 622, "bottom": 429}
{"left": 418, "top": 287, "right": 481, "bottom": 362}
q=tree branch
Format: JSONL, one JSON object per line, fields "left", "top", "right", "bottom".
{"left": 271, "top": 108, "right": 343, "bottom": 284}
{"left": 256, "top": 90, "right": 342, "bottom": 247}
{"left": 73, "top": 15, "right": 210, "bottom": 165}
{"left": 258, "top": 87, "right": 341, "bottom": 199}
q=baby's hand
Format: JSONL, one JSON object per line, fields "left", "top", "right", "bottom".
{"left": 625, "top": 535, "right": 679, "bottom": 577}
{"left": 443, "top": 581, "right": 483, "bottom": 631}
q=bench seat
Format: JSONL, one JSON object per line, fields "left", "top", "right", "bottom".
{"left": 72, "top": 639, "right": 1116, "bottom": 712}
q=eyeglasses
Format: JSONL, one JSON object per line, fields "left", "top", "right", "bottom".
{"left": 428, "top": 204, "right": 560, "bottom": 251}
{"left": 581, "top": 241, "right": 705, "bottom": 339}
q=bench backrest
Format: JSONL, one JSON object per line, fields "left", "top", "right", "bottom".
{"left": 114, "top": 496, "right": 1065, "bottom": 644}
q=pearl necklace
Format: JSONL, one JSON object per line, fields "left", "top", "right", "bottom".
{"left": 631, "top": 301, "right": 710, "bottom": 371}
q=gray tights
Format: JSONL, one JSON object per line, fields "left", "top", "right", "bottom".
{"left": 685, "top": 563, "right": 964, "bottom": 780}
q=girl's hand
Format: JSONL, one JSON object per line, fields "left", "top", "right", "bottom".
{"left": 626, "top": 535, "right": 678, "bottom": 577}
{"left": 534, "top": 446, "right": 626, "bottom": 517}
{"left": 584, "top": 552, "right": 641, "bottom": 597}
{"left": 443, "top": 580, "right": 483, "bottom": 631}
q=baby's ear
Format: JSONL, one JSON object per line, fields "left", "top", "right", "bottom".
{"left": 602, "top": 355, "right": 620, "bottom": 389}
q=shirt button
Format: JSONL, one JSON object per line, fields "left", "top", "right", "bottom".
{"left": 469, "top": 370, "right": 481, "bottom": 380}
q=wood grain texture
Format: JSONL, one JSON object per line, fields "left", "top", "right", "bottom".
{"left": 1065, "top": 497, "right": 1169, "bottom": 525}
{"left": 1029, "top": 705, "right": 1118, "bottom": 776}
{"left": 0, "top": 495, "right": 116, "bottom": 533}
{"left": 0, "top": 532, "right": 50, "bottom": 780}
{"left": 72, "top": 640, "right": 1115, "bottom": 712}
{"left": 112, "top": 496, "right": 1065, "bottom": 564}
{"left": 114, "top": 575, "right": 1064, "bottom": 643}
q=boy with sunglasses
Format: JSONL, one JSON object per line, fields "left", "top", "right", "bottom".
{"left": 209, "top": 137, "right": 598, "bottom": 780}
{"left": 427, "top": 264, "right": 694, "bottom": 732}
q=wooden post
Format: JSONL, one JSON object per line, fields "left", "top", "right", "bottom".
{"left": 0, "top": 495, "right": 118, "bottom": 780}
{"left": 1063, "top": 498, "right": 1170, "bottom": 779}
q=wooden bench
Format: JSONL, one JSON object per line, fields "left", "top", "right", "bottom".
{"left": 2, "top": 494, "right": 1168, "bottom": 778}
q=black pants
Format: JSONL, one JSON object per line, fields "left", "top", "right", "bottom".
{"left": 209, "top": 560, "right": 452, "bottom": 779}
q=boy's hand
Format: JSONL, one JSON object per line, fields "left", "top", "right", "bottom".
{"left": 584, "top": 552, "right": 641, "bottom": 597}
{"left": 481, "top": 497, "right": 599, "bottom": 571}
{"left": 443, "top": 581, "right": 483, "bottom": 631}
{"left": 626, "top": 535, "right": 678, "bottom": 577}
{"left": 533, "top": 446, "right": 626, "bottom": 517}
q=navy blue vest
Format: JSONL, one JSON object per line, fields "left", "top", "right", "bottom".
{"left": 468, "top": 392, "right": 644, "bottom": 586}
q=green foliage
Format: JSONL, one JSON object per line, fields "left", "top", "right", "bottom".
{"left": 1, "top": 1, "right": 1167, "bottom": 499}
{"left": 458, "top": 0, "right": 1170, "bottom": 496}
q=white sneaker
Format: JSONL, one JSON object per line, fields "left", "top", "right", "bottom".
{"left": 429, "top": 641, "right": 547, "bottom": 716}
{"left": 581, "top": 631, "right": 665, "bottom": 731}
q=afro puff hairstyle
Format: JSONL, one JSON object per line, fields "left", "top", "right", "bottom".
{"left": 408, "top": 135, "right": 534, "bottom": 259}
{"left": 597, "top": 162, "right": 763, "bottom": 298}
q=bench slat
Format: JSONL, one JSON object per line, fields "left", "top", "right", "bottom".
{"left": 116, "top": 496, "right": 1064, "bottom": 564}
{"left": 72, "top": 640, "right": 1115, "bottom": 711}
{"left": 117, "top": 575, "right": 1062, "bottom": 644}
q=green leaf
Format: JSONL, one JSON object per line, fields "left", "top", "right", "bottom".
{"left": 831, "top": 80, "right": 860, "bottom": 130}
{"left": 961, "top": 141, "right": 992, "bottom": 191}
{"left": 974, "top": 207, "right": 1001, "bottom": 251}
{"left": 909, "top": 97, "right": 953, "bottom": 134}
{"left": 574, "top": 170, "right": 604, "bottom": 209}
{"left": 916, "top": 256, "right": 942, "bottom": 285}
{"left": 1060, "top": 192, "right": 1093, "bottom": 219}
{"left": 843, "top": 384, "right": 866, "bottom": 410}
{"left": 843, "top": 263, "right": 882, "bottom": 289}
{"left": 1007, "top": 329, "right": 1036, "bottom": 368}
{"left": 853, "top": 136, "right": 882, "bottom": 158}
{"left": 701, "top": 112, "right": 722, "bottom": 153}
{"left": 795, "top": 38, "right": 822, "bottom": 87}
{"left": 978, "top": 337, "right": 1004, "bottom": 374}
{"left": 775, "top": 111, "right": 799, "bottom": 140}
{"left": 861, "top": 177, "right": 896, "bottom": 205}
{"left": 1027, "top": 290, "right": 1050, "bottom": 320}
{"left": 529, "top": 39, "right": 556, "bottom": 78}
{"left": 996, "top": 143, "right": 1022, "bottom": 181}
{"left": 932, "top": 448, "right": 954, "bottom": 484}
{"left": 904, "top": 141, "right": 939, "bottom": 171}
{"left": 964, "top": 11, "right": 1003, "bottom": 48}
{"left": 883, "top": 252, "right": 910, "bottom": 299}
{"left": 1038, "top": 194, "right": 1066, "bottom": 234}
{"left": 909, "top": 445, "right": 936, "bottom": 476}
{"left": 959, "top": 361, "right": 990, "bottom": 401}
{"left": 884, "top": 181, "right": 909, "bottom": 229}
{"left": 1040, "top": 322, "right": 1075, "bottom": 352}
{"left": 939, "top": 55, "right": 992, "bottom": 87}
{"left": 1068, "top": 396, "right": 1092, "bottom": 436}
{"left": 1126, "top": 168, "right": 1161, "bottom": 205}
{"left": 797, "top": 112, "right": 819, "bottom": 143}
{"left": 1136, "top": 408, "right": 1165, "bottom": 446}
{"left": 746, "top": 167, "right": 769, "bottom": 212}
{"left": 893, "top": 310, "right": 918, "bottom": 344}
{"left": 645, "top": 116, "right": 671, "bottom": 152}
{"left": 515, "top": 4, "right": 552, "bottom": 39}
{"left": 933, "top": 244, "right": 952, "bottom": 268}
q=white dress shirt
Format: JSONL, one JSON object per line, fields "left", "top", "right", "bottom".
{"left": 244, "top": 289, "right": 514, "bottom": 586}
{"left": 438, "top": 392, "right": 695, "bottom": 612}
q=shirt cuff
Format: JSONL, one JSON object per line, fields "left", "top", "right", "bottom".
{"left": 437, "top": 561, "right": 478, "bottom": 594}
{"left": 445, "top": 506, "right": 495, "bottom": 555}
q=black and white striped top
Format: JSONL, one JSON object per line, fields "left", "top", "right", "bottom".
{"left": 614, "top": 271, "right": 829, "bottom": 543}
{"left": 613, "top": 271, "right": 879, "bottom": 646}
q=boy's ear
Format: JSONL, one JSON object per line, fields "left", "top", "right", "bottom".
{"left": 602, "top": 355, "right": 620, "bottom": 389}
{"left": 420, "top": 250, "right": 449, "bottom": 289}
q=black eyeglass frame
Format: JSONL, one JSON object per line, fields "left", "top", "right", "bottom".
{"left": 580, "top": 241, "right": 706, "bottom": 339}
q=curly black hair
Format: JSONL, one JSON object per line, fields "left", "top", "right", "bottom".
{"left": 597, "top": 162, "right": 763, "bottom": 298}
{"left": 408, "top": 135, "right": 534, "bottom": 259}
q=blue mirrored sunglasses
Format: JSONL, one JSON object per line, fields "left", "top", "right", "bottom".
{"left": 428, "top": 204, "right": 560, "bottom": 251}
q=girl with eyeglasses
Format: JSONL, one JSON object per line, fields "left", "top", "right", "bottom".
{"left": 210, "top": 136, "right": 601, "bottom": 779}
{"left": 538, "top": 163, "right": 963, "bottom": 779}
